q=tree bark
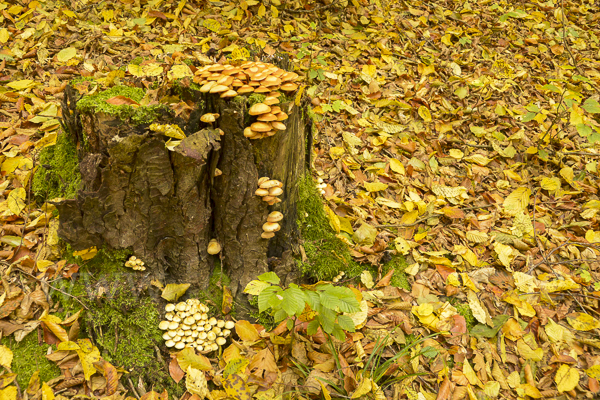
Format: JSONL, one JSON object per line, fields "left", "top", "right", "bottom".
{"left": 56, "top": 84, "right": 310, "bottom": 309}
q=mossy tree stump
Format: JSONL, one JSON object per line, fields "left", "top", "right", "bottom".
{"left": 56, "top": 78, "right": 311, "bottom": 310}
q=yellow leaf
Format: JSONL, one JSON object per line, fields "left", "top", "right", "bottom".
{"left": 585, "top": 365, "right": 600, "bottom": 380}
{"left": 41, "top": 383, "right": 54, "bottom": 400}
{"left": 0, "top": 346, "right": 13, "bottom": 369}
{"left": 0, "top": 29, "right": 10, "bottom": 44}
{"left": 545, "top": 318, "right": 573, "bottom": 344}
{"left": 186, "top": 367, "right": 210, "bottom": 398}
{"left": 516, "top": 339, "right": 543, "bottom": 361}
{"left": 235, "top": 320, "right": 260, "bottom": 342}
{"left": 72, "top": 246, "right": 98, "bottom": 261}
{"left": 463, "top": 359, "right": 482, "bottom": 387}
{"left": 467, "top": 290, "right": 489, "bottom": 325}
{"left": 586, "top": 230, "right": 600, "bottom": 243}
{"left": 375, "top": 197, "right": 403, "bottom": 208}
{"left": 76, "top": 339, "right": 101, "bottom": 380}
{"left": 418, "top": 106, "right": 432, "bottom": 122}
{"left": 161, "top": 283, "right": 190, "bottom": 301}
{"left": 143, "top": 63, "right": 164, "bottom": 77}
{"left": 128, "top": 64, "right": 144, "bottom": 77}
{"left": 494, "top": 242, "right": 515, "bottom": 268}
{"left": 39, "top": 315, "right": 69, "bottom": 342}
{"left": 448, "top": 149, "right": 464, "bottom": 159}
{"left": 464, "top": 154, "right": 492, "bottom": 166}
{"left": 0, "top": 386, "right": 17, "bottom": 400}
{"left": 257, "top": 4, "right": 266, "bottom": 17}
{"left": 360, "top": 271, "right": 374, "bottom": 289}
{"left": 56, "top": 47, "right": 77, "bottom": 62}
{"left": 352, "top": 378, "right": 373, "bottom": 398}
{"left": 501, "top": 318, "right": 524, "bottom": 341}
{"left": 503, "top": 169, "right": 522, "bottom": 181}
{"left": 555, "top": 364, "right": 579, "bottom": 393}
{"left": 400, "top": 210, "right": 418, "bottom": 225}
{"left": 567, "top": 312, "right": 600, "bottom": 331}
{"left": 7, "top": 188, "right": 26, "bottom": 216}
{"left": 503, "top": 187, "right": 531, "bottom": 216}
{"left": 389, "top": 158, "right": 405, "bottom": 175}
{"left": 223, "top": 373, "right": 252, "bottom": 400}
{"left": 325, "top": 205, "right": 341, "bottom": 233}
{"left": 7, "top": 80, "right": 37, "bottom": 90}
{"left": 364, "top": 182, "right": 388, "bottom": 192}
{"left": 541, "top": 177, "right": 561, "bottom": 192}
{"left": 168, "top": 64, "right": 193, "bottom": 81}
{"left": 518, "top": 383, "right": 542, "bottom": 398}
{"left": 361, "top": 65, "right": 376, "bottom": 77}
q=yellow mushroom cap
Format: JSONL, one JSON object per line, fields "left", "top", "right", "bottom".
{"left": 207, "top": 239, "right": 221, "bottom": 255}
{"left": 200, "top": 81, "right": 217, "bottom": 92}
{"left": 258, "top": 177, "right": 270, "bottom": 185}
{"left": 244, "top": 127, "right": 259, "bottom": 138}
{"left": 261, "top": 231, "right": 275, "bottom": 239}
{"left": 249, "top": 103, "right": 271, "bottom": 115}
{"left": 271, "top": 121, "right": 286, "bottom": 131}
{"left": 267, "top": 211, "right": 283, "bottom": 222}
{"left": 263, "top": 222, "right": 281, "bottom": 232}
{"left": 201, "top": 113, "right": 218, "bottom": 123}
{"left": 220, "top": 89, "right": 238, "bottom": 98}
{"left": 159, "top": 321, "right": 170, "bottom": 330}
{"left": 280, "top": 82, "right": 298, "bottom": 91}
{"left": 237, "top": 85, "right": 254, "bottom": 94}
{"left": 251, "top": 122, "right": 272, "bottom": 132}
{"left": 259, "top": 180, "right": 282, "bottom": 189}
{"left": 264, "top": 96, "right": 280, "bottom": 106}
{"left": 255, "top": 188, "right": 269, "bottom": 196}
{"left": 269, "top": 187, "right": 283, "bottom": 197}
{"left": 209, "top": 85, "right": 229, "bottom": 93}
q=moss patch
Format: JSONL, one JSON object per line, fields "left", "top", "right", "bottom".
{"left": 297, "top": 175, "right": 364, "bottom": 281}
{"left": 1, "top": 334, "right": 60, "bottom": 389}
{"left": 32, "top": 132, "right": 81, "bottom": 202}
{"left": 76, "top": 85, "right": 167, "bottom": 125}
{"left": 190, "top": 264, "right": 231, "bottom": 317}
{"left": 381, "top": 254, "right": 410, "bottom": 290}
{"left": 52, "top": 247, "right": 183, "bottom": 397}
{"left": 451, "top": 298, "right": 476, "bottom": 329}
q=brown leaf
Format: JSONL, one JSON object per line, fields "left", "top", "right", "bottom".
{"left": 102, "top": 360, "right": 119, "bottom": 395}
{"left": 436, "top": 376, "right": 452, "bottom": 400}
{"left": 376, "top": 268, "right": 394, "bottom": 287}
{"left": 248, "top": 348, "right": 277, "bottom": 376}
{"left": 222, "top": 286, "right": 233, "bottom": 315}
{"left": 169, "top": 357, "right": 185, "bottom": 383}
{"left": 105, "top": 96, "right": 140, "bottom": 106}
{"left": 0, "top": 373, "right": 16, "bottom": 390}
{"left": 235, "top": 320, "right": 260, "bottom": 342}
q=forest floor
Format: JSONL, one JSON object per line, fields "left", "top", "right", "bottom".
{"left": 0, "top": 0, "right": 600, "bottom": 399}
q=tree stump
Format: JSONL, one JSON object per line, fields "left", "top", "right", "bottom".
{"left": 55, "top": 62, "right": 310, "bottom": 310}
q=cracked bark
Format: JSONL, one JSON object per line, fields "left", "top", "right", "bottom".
{"left": 56, "top": 87, "right": 309, "bottom": 314}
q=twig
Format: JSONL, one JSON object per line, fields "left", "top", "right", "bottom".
{"left": 12, "top": 267, "right": 89, "bottom": 310}
{"left": 127, "top": 377, "right": 140, "bottom": 400}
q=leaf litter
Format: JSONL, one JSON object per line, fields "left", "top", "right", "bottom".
{"left": 0, "top": 0, "right": 598, "bottom": 399}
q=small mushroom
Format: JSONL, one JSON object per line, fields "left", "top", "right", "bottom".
{"left": 258, "top": 113, "right": 277, "bottom": 122}
{"left": 255, "top": 188, "right": 269, "bottom": 197}
{"left": 251, "top": 122, "right": 272, "bottom": 132}
{"left": 263, "top": 222, "right": 281, "bottom": 233}
{"left": 165, "top": 312, "right": 174, "bottom": 321}
{"left": 175, "top": 342, "right": 185, "bottom": 350}
{"left": 208, "top": 317, "right": 217, "bottom": 326}
{"left": 220, "top": 89, "right": 238, "bottom": 98}
{"left": 271, "top": 121, "right": 286, "bottom": 131}
{"left": 165, "top": 303, "right": 176, "bottom": 312}
{"left": 258, "top": 177, "right": 270, "bottom": 186}
{"left": 168, "top": 321, "right": 179, "bottom": 330}
{"left": 259, "top": 179, "right": 282, "bottom": 189}
{"left": 165, "top": 340, "right": 176, "bottom": 348}
{"left": 176, "top": 302, "right": 187, "bottom": 312}
{"left": 280, "top": 82, "right": 298, "bottom": 91}
{"left": 184, "top": 316, "right": 195, "bottom": 325}
{"left": 249, "top": 103, "right": 271, "bottom": 116}
{"left": 269, "top": 187, "right": 283, "bottom": 197}
{"left": 210, "top": 343, "right": 219, "bottom": 351}
{"left": 207, "top": 331, "right": 217, "bottom": 341}
{"left": 162, "top": 332, "right": 171, "bottom": 340}
{"left": 159, "top": 321, "right": 170, "bottom": 330}
{"left": 224, "top": 321, "right": 235, "bottom": 330}
{"left": 217, "top": 320, "right": 225, "bottom": 328}
{"left": 212, "top": 326, "right": 222, "bottom": 335}
{"left": 207, "top": 239, "right": 221, "bottom": 255}
{"left": 216, "top": 337, "right": 227, "bottom": 346}
{"left": 201, "top": 113, "right": 219, "bottom": 123}
{"left": 264, "top": 96, "right": 280, "bottom": 106}
{"left": 267, "top": 211, "right": 283, "bottom": 222}
{"left": 261, "top": 232, "right": 275, "bottom": 239}
{"left": 222, "top": 329, "right": 231, "bottom": 337}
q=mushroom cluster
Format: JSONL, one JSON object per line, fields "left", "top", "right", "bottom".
{"left": 193, "top": 61, "right": 299, "bottom": 98}
{"left": 262, "top": 211, "right": 283, "bottom": 239}
{"left": 316, "top": 177, "right": 327, "bottom": 195}
{"left": 125, "top": 256, "right": 145, "bottom": 271}
{"left": 243, "top": 97, "right": 288, "bottom": 140}
{"left": 255, "top": 177, "right": 283, "bottom": 206}
{"left": 332, "top": 271, "right": 346, "bottom": 283}
{"left": 159, "top": 298, "right": 234, "bottom": 351}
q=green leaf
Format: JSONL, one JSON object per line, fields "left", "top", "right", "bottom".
{"left": 421, "top": 346, "right": 439, "bottom": 358}
{"left": 577, "top": 124, "right": 592, "bottom": 137}
{"left": 321, "top": 286, "right": 360, "bottom": 313}
{"left": 258, "top": 286, "right": 279, "bottom": 313}
{"left": 318, "top": 307, "right": 336, "bottom": 334}
{"left": 583, "top": 98, "right": 600, "bottom": 114}
{"left": 336, "top": 315, "right": 356, "bottom": 332}
{"left": 304, "top": 290, "right": 320, "bottom": 311}
{"left": 274, "top": 309, "right": 288, "bottom": 322}
{"left": 307, "top": 319, "right": 320, "bottom": 336}
{"left": 332, "top": 324, "right": 345, "bottom": 341}
{"left": 281, "top": 287, "right": 306, "bottom": 316}
{"left": 470, "top": 315, "right": 511, "bottom": 338}
{"left": 286, "top": 318, "right": 294, "bottom": 330}
{"left": 243, "top": 280, "right": 271, "bottom": 295}
{"left": 258, "top": 272, "right": 280, "bottom": 284}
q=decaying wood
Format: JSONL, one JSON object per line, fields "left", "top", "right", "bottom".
{"left": 56, "top": 86, "right": 310, "bottom": 306}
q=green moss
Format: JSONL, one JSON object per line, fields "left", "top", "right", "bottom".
{"left": 381, "top": 255, "right": 410, "bottom": 290}
{"left": 52, "top": 247, "right": 183, "bottom": 397}
{"left": 247, "top": 93, "right": 266, "bottom": 107}
{"left": 32, "top": 132, "right": 81, "bottom": 201}
{"left": 2, "top": 334, "right": 60, "bottom": 389}
{"left": 130, "top": 56, "right": 144, "bottom": 65}
{"left": 451, "top": 299, "right": 476, "bottom": 329}
{"left": 191, "top": 263, "right": 231, "bottom": 317}
{"left": 248, "top": 296, "right": 275, "bottom": 331}
{"left": 76, "top": 85, "right": 167, "bottom": 125}
{"left": 297, "top": 175, "right": 363, "bottom": 281}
